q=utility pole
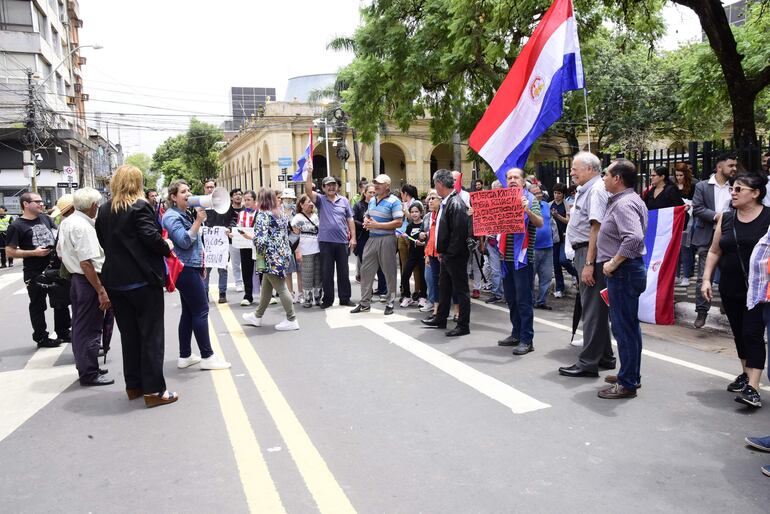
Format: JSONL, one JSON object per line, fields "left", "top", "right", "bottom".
{"left": 23, "top": 70, "right": 38, "bottom": 193}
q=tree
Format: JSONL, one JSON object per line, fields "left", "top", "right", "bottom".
{"left": 151, "top": 133, "right": 189, "bottom": 187}
{"left": 671, "top": 0, "right": 770, "bottom": 146}
{"left": 337, "top": 0, "right": 665, "bottom": 147}
{"left": 150, "top": 119, "right": 224, "bottom": 192}
{"left": 125, "top": 152, "right": 160, "bottom": 189}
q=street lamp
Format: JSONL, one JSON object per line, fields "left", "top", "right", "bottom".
{"left": 313, "top": 116, "right": 331, "bottom": 178}
{"left": 36, "top": 44, "right": 103, "bottom": 89}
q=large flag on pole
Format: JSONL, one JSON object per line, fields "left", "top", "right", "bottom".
{"left": 469, "top": 0, "right": 584, "bottom": 184}
{"left": 292, "top": 128, "right": 313, "bottom": 182}
{"left": 638, "top": 206, "right": 686, "bottom": 325}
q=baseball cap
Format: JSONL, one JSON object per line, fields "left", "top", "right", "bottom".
{"left": 50, "top": 194, "right": 74, "bottom": 218}
{"left": 372, "top": 174, "right": 391, "bottom": 185}
{"left": 321, "top": 176, "right": 337, "bottom": 186}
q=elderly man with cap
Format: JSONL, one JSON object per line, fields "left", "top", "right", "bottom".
{"left": 351, "top": 173, "right": 403, "bottom": 315}
{"left": 304, "top": 165, "right": 357, "bottom": 308}
{"left": 6, "top": 192, "right": 73, "bottom": 347}
{"left": 57, "top": 188, "right": 115, "bottom": 386}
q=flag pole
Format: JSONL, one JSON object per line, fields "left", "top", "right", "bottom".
{"left": 583, "top": 88, "right": 591, "bottom": 153}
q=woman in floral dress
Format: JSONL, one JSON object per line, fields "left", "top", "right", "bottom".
{"left": 241, "top": 188, "right": 299, "bottom": 331}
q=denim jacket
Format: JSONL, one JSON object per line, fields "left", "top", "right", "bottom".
{"left": 162, "top": 207, "right": 204, "bottom": 268}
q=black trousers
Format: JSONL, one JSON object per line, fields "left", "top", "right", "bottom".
{"left": 25, "top": 275, "right": 71, "bottom": 343}
{"left": 436, "top": 254, "right": 471, "bottom": 330}
{"left": 0, "top": 247, "right": 12, "bottom": 267}
{"left": 319, "top": 241, "right": 351, "bottom": 305}
{"left": 240, "top": 248, "right": 255, "bottom": 302}
{"left": 722, "top": 292, "right": 766, "bottom": 370}
{"left": 401, "top": 251, "right": 426, "bottom": 299}
{"left": 108, "top": 285, "right": 167, "bottom": 394}
{"left": 70, "top": 274, "right": 102, "bottom": 383}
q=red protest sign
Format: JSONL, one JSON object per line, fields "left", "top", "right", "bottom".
{"left": 470, "top": 188, "right": 525, "bottom": 236}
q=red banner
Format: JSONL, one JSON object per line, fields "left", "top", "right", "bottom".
{"left": 470, "top": 188, "right": 525, "bottom": 236}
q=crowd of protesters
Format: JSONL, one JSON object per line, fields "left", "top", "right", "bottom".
{"left": 3, "top": 150, "right": 770, "bottom": 475}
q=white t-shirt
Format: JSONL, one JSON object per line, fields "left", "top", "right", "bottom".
{"left": 291, "top": 212, "right": 320, "bottom": 256}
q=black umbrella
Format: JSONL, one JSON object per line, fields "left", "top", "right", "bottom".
{"left": 102, "top": 308, "right": 115, "bottom": 364}
{"left": 570, "top": 291, "right": 582, "bottom": 343}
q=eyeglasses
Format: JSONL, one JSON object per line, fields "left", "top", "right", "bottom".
{"left": 31, "top": 200, "right": 44, "bottom": 204}
{"left": 729, "top": 186, "right": 755, "bottom": 193}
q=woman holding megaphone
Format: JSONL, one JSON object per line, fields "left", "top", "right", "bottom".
{"left": 162, "top": 180, "right": 231, "bottom": 371}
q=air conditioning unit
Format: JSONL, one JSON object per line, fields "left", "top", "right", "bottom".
{"left": 66, "top": 96, "right": 76, "bottom": 105}
{"left": 80, "top": 93, "right": 89, "bottom": 101}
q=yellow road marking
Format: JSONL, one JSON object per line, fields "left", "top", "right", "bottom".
{"left": 215, "top": 303, "right": 356, "bottom": 514}
{"left": 208, "top": 323, "right": 286, "bottom": 513}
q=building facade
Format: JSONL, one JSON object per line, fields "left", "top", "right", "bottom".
{"left": 0, "top": 0, "right": 96, "bottom": 212}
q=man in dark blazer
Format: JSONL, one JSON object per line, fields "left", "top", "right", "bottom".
{"left": 421, "top": 168, "right": 471, "bottom": 336}
{"left": 691, "top": 152, "right": 737, "bottom": 328}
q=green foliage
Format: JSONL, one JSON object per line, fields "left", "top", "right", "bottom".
{"left": 151, "top": 118, "right": 224, "bottom": 192}
{"left": 124, "top": 152, "right": 160, "bottom": 189}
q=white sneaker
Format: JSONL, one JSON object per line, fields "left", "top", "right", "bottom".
{"left": 177, "top": 354, "right": 201, "bottom": 369}
{"left": 275, "top": 318, "right": 299, "bottom": 331}
{"left": 269, "top": 297, "right": 278, "bottom": 305}
{"left": 242, "top": 312, "right": 262, "bottom": 327}
{"left": 400, "top": 297, "right": 414, "bottom": 308}
{"left": 419, "top": 301, "right": 434, "bottom": 312}
{"left": 570, "top": 338, "right": 584, "bottom": 347}
{"left": 553, "top": 291, "right": 563, "bottom": 298}
{"left": 200, "top": 354, "right": 231, "bottom": 370}
{"left": 292, "top": 291, "right": 302, "bottom": 303}
{"left": 236, "top": 285, "right": 244, "bottom": 292}
{"left": 679, "top": 277, "right": 690, "bottom": 287}
{"left": 240, "top": 299, "right": 251, "bottom": 306}
{"left": 418, "top": 298, "right": 427, "bottom": 308}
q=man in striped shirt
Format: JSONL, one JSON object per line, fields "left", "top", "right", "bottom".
{"left": 596, "top": 159, "right": 648, "bottom": 399}
{"left": 351, "top": 174, "right": 403, "bottom": 315}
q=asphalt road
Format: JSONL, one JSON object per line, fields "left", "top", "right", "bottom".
{"left": 0, "top": 264, "right": 768, "bottom": 513}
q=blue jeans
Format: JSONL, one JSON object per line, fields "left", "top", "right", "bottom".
{"left": 427, "top": 256, "right": 440, "bottom": 303}
{"left": 205, "top": 266, "right": 228, "bottom": 295}
{"left": 678, "top": 244, "right": 695, "bottom": 279}
{"left": 486, "top": 244, "right": 504, "bottom": 298}
{"left": 502, "top": 262, "right": 535, "bottom": 344}
{"left": 606, "top": 257, "right": 647, "bottom": 390}
{"left": 552, "top": 241, "right": 578, "bottom": 293}
{"left": 175, "top": 266, "right": 214, "bottom": 359}
{"left": 534, "top": 247, "right": 554, "bottom": 305}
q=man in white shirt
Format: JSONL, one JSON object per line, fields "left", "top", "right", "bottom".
{"left": 57, "top": 188, "right": 114, "bottom": 387}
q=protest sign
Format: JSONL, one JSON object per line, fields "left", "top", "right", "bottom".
{"left": 469, "top": 188, "right": 525, "bottom": 236}
{"left": 231, "top": 226, "right": 254, "bottom": 250}
{"left": 201, "top": 226, "right": 229, "bottom": 268}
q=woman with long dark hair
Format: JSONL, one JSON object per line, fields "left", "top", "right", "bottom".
{"left": 95, "top": 165, "right": 176, "bottom": 408}
{"left": 162, "top": 180, "right": 230, "bottom": 371}
{"left": 702, "top": 173, "right": 770, "bottom": 408}
{"left": 675, "top": 162, "right": 696, "bottom": 286}
{"left": 644, "top": 166, "right": 684, "bottom": 210}
{"left": 242, "top": 188, "right": 299, "bottom": 330}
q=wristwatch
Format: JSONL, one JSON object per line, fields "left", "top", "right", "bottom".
{"left": 585, "top": 261, "right": 595, "bottom": 266}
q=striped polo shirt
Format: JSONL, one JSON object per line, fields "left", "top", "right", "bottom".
{"left": 367, "top": 194, "right": 404, "bottom": 237}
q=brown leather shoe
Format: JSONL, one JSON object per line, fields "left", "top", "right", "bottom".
{"left": 126, "top": 388, "right": 143, "bottom": 400}
{"left": 598, "top": 383, "right": 637, "bottom": 399}
{"left": 604, "top": 375, "right": 642, "bottom": 389}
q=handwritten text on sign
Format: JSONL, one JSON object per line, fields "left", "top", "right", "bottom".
{"left": 470, "top": 188, "right": 525, "bottom": 235}
{"left": 202, "top": 226, "right": 229, "bottom": 268}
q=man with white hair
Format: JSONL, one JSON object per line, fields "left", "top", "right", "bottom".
{"left": 57, "top": 187, "right": 114, "bottom": 386}
{"left": 558, "top": 152, "right": 616, "bottom": 378}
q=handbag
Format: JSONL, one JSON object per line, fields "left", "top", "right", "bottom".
{"left": 288, "top": 232, "right": 300, "bottom": 252}
{"left": 164, "top": 250, "right": 185, "bottom": 293}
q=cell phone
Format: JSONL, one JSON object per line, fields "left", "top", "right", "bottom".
{"left": 237, "top": 229, "right": 245, "bottom": 234}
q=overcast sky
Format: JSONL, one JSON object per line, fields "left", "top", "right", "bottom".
{"left": 76, "top": 0, "right": 707, "bottom": 159}
{"left": 78, "top": 0, "right": 363, "bottom": 157}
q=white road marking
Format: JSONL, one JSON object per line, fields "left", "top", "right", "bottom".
{"left": 0, "top": 272, "right": 23, "bottom": 291}
{"left": 0, "top": 345, "right": 76, "bottom": 443}
{"left": 325, "top": 307, "right": 550, "bottom": 414}
{"left": 13, "top": 287, "right": 26, "bottom": 296}
{"left": 472, "top": 299, "right": 770, "bottom": 392}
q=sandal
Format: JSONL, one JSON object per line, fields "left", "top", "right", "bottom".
{"left": 144, "top": 390, "right": 179, "bottom": 409}
{"left": 126, "top": 388, "right": 143, "bottom": 400}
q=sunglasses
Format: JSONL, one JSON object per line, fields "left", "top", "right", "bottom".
{"left": 729, "top": 186, "right": 755, "bottom": 193}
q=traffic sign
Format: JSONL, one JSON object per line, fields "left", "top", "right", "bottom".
{"left": 278, "top": 157, "right": 293, "bottom": 168}
{"left": 64, "top": 166, "right": 76, "bottom": 176}
{"left": 277, "top": 175, "right": 286, "bottom": 182}
{"left": 57, "top": 182, "right": 78, "bottom": 188}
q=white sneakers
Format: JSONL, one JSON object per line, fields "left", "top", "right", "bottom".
{"left": 177, "top": 354, "right": 202, "bottom": 369}
{"left": 419, "top": 301, "right": 434, "bottom": 312}
{"left": 178, "top": 353, "right": 231, "bottom": 370}
{"left": 679, "top": 277, "right": 690, "bottom": 287}
{"left": 275, "top": 319, "right": 300, "bottom": 331}
{"left": 242, "top": 312, "right": 262, "bottom": 327}
{"left": 243, "top": 313, "right": 299, "bottom": 331}
{"left": 418, "top": 298, "right": 428, "bottom": 308}
{"left": 240, "top": 299, "right": 251, "bottom": 306}
{"left": 553, "top": 290, "right": 564, "bottom": 298}
{"left": 570, "top": 338, "right": 584, "bottom": 347}
{"left": 200, "top": 354, "right": 231, "bottom": 370}
{"left": 236, "top": 285, "right": 244, "bottom": 292}
{"left": 400, "top": 297, "right": 414, "bottom": 308}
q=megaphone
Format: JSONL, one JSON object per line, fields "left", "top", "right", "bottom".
{"left": 188, "top": 187, "right": 230, "bottom": 214}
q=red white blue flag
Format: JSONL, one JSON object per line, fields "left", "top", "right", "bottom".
{"left": 292, "top": 128, "right": 313, "bottom": 182}
{"left": 638, "top": 206, "right": 686, "bottom": 324}
{"left": 469, "top": 0, "right": 584, "bottom": 183}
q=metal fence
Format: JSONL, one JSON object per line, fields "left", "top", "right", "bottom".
{"left": 535, "top": 138, "right": 769, "bottom": 195}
